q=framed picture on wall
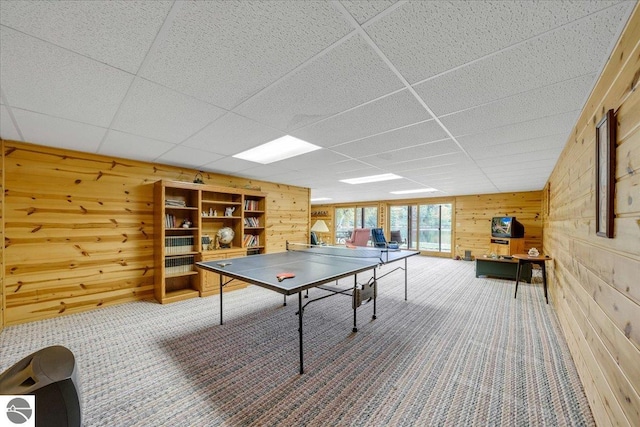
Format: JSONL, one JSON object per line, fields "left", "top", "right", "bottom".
{"left": 595, "top": 109, "right": 616, "bottom": 238}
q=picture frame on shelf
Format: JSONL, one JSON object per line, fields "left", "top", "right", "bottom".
{"left": 595, "top": 109, "right": 616, "bottom": 238}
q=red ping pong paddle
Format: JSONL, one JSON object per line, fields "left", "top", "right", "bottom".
{"left": 276, "top": 272, "right": 295, "bottom": 282}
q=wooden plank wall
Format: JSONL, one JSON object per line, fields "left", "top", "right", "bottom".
{"left": 316, "top": 193, "right": 541, "bottom": 258}
{"left": 1, "top": 141, "right": 309, "bottom": 326}
{"left": 545, "top": 5, "right": 640, "bottom": 426}
{"left": 455, "top": 191, "right": 543, "bottom": 257}
{"left": 1, "top": 145, "right": 3, "bottom": 331}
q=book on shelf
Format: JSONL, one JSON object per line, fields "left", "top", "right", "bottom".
{"left": 243, "top": 234, "right": 259, "bottom": 248}
{"left": 164, "top": 255, "right": 195, "bottom": 275}
{"left": 165, "top": 199, "right": 186, "bottom": 207}
{"left": 164, "top": 236, "right": 195, "bottom": 255}
{"left": 243, "top": 217, "right": 260, "bottom": 227}
{"left": 244, "top": 199, "right": 260, "bottom": 211}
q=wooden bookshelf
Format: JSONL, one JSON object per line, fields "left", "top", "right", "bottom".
{"left": 154, "top": 180, "right": 266, "bottom": 304}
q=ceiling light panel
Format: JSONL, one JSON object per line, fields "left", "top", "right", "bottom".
{"left": 340, "top": 173, "right": 402, "bottom": 184}
{"left": 232, "top": 135, "right": 321, "bottom": 164}
{"left": 390, "top": 188, "right": 438, "bottom": 195}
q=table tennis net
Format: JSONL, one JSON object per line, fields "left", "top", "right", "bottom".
{"left": 287, "top": 242, "right": 390, "bottom": 261}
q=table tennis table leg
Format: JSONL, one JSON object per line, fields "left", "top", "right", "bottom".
{"left": 404, "top": 258, "right": 408, "bottom": 301}
{"left": 219, "top": 274, "right": 224, "bottom": 325}
{"left": 372, "top": 268, "right": 377, "bottom": 320}
{"left": 298, "top": 292, "right": 304, "bottom": 374}
{"left": 353, "top": 275, "right": 358, "bottom": 333}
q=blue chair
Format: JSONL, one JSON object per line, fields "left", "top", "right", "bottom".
{"left": 371, "top": 228, "right": 387, "bottom": 248}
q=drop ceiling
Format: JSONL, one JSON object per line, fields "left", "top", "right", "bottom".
{"left": 0, "top": 1, "right": 635, "bottom": 204}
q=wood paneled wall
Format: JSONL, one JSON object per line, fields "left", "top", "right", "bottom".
{"left": 315, "top": 192, "right": 542, "bottom": 258}
{"left": 455, "top": 191, "right": 542, "bottom": 257}
{"left": 1, "top": 141, "right": 309, "bottom": 326}
{"left": 545, "top": 5, "right": 640, "bottom": 426}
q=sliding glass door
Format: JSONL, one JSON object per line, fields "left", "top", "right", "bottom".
{"left": 389, "top": 203, "right": 452, "bottom": 253}
{"left": 334, "top": 206, "right": 378, "bottom": 244}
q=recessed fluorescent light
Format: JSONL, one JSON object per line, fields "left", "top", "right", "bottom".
{"left": 390, "top": 188, "right": 438, "bottom": 195}
{"left": 340, "top": 173, "right": 402, "bottom": 185}
{"left": 232, "top": 135, "right": 321, "bottom": 164}
{"left": 310, "top": 197, "right": 332, "bottom": 202}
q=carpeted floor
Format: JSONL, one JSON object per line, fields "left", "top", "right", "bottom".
{"left": 0, "top": 256, "right": 593, "bottom": 426}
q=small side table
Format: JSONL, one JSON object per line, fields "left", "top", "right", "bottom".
{"left": 513, "top": 254, "right": 553, "bottom": 304}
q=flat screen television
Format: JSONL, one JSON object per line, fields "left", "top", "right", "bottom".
{"left": 491, "top": 216, "right": 524, "bottom": 238}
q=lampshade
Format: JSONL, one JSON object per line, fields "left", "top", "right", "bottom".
{"left": 310, "top": 220, "right": 329, "bottom": 233}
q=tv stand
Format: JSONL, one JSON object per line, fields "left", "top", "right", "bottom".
{"left": 489, "top": 237, "right": 524, "bottom": 256}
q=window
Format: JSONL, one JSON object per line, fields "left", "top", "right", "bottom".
{"left": 334, "top": 206, "right": 378, "bottom": 244}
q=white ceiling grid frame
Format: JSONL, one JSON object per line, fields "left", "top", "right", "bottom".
{"left": 331, "top": 0, "right": 496, "bottom": 193}
{"left": 96, "top": 0, "right": 186, "bottom": 154}
{"left": 10, "top": 108, "right": 106, "bottom": 153}
{"left": 0, "top": 26, "right": 134, "bottom": 128}
{"left": 411, "top": 2, "right": 633, "bottom": 117}
{"left": 139, "top": 1, "right": 355, "bottom": 110}
{"left": 364, "top": 0, "right": 625, "bottom": 85}
{"left": 0, "top": 0, "right": 173, "bottom": 73}
{"left": 291, "top": 89, "right": 432, "bottom": 149}
{"left": 234, "top": 32, "right": 405, "bottom": 132}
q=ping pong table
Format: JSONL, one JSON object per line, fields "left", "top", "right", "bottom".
{"left": 197, "top": 243, "right": 419, "bottom": 374}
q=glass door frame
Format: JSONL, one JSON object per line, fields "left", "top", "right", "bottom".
{"left": 387, "top": 199, "right": 454, "bottom": 257}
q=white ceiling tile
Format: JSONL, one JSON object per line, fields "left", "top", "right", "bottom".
{"left": 384, "top": 152, "right": 473, "bottom": 173}
{"left": 466, "top": 134, "right": 566, "bottom": 160}
{"left": 235, "top": 34, "right": 404, "bottom": 131}
{"left": 0, "top": 1, "right": 172, "bottom": 73}
{"left": 156, "top": 145, "right": 224, "bottom": 168}
{"left": 414, "top": 3, "right": 633, "bottom": 116}
{"left": 330, "top": 120, "right": 449, "bottom": 158}
{"left": 367, "top": 0, "right": 622, "bottom": 83}
{"left": 140, "top": 1, "right": 353, "bottom": 109}
{"left": 456, "top": 111, "right": 579, "bottom": 149}
{"left": 112, "top": 79, "right": 226, "bottom": 144}
{"left": 360, "top": 139, "right": 462, "bottom": 167}
{"left": 440, "top": 74, "right": 595, "bottom": 137}
{"left": 477, "top": 149, "right": 559, "bottom": 168}
{"left": 201, "top": 156, "right": 257, "bottom": 175}
{"left": 275, "top": 149, "right": 352, "bottom": 171}
{"left": 0, "top": 27, "right": 133, "bottom": 127}
{"left": 182, "top": 113, "right": 284, "bottom": 155}
{"left": 99, "top": 130, "right": 176, "bottom": 162}
{"left": 340, "top": 0, "right": 398, "bottom": 24}
{"left": 0, "top": 105, "right": 21, "bottom": 141}
{"left": 0, "top": 1, "right": 633, "bottom": 203}
{"left": 292, "top": 89, "right": 431, "bottom": 148}
{"left": 11, "top": 108, "right": 106, "bottom": 152}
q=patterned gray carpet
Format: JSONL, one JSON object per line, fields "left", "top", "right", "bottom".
{"left": 0, "top": 256, "right": 593, "bottom": 426}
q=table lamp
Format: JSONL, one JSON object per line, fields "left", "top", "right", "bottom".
{"left": 311, "top": 220, "right": 329, "bottom": 243}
